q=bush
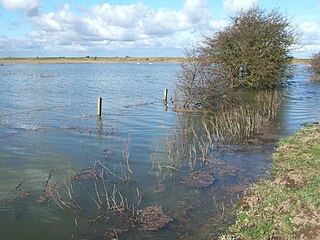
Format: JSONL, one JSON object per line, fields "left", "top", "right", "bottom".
{"left": 177, "top": 7, "right": 296, "bottom": 109}
{"left": 310, "top": 52, "right": 320, "bottom": 81}
{"left": 177, "top": 48, "right": 236, "bottom": 109}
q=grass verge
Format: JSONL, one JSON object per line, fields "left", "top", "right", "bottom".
{"left": 222, "top": 123, "right": 320, "bottom": 239}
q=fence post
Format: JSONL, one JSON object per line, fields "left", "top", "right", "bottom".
{"left": 97, "top": 96, "right": 102, "bottom": 116}
{"left": 163, "top": 88, "right": 168, "bottom": 104}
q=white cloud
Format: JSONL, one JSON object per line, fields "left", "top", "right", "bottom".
{"left": 182, "top": 0, "right": 209, "bottom": 24}
{"left": 296, "top": 21, "right": 320, "bottom": 57}
{"left": 7, "top": 0, "right": 306, "bottom": 57}
{"left": 30, "top": 4, "right": 79, "bottom": 32}
{"left": 0, "top": 0, "right": 39, "bottom": 16}
{"left": 299, "top": 21, "right": 320, "bottom": 36}
{"left": 0, "top": 0, "right": 39, "bottom": 11}
{"left": 5, "top": 0, "right": 221, "bottom": 55}
{"left": 223, "top": 0, "right": 257, "bottom": 12}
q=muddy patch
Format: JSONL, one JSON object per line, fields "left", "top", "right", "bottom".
{"left": 205, "top": 158, "right": 242, "bottom": 177}
{"left": 276, "top": 172, "right": 307, "bottom": 189}
{"left": 238, "top": 194, "right": 261, "bottom": 211}
{"left": 154, "top": 183, "right": 166, "bottom": 193}
{"left": 181, "top": 171, "right": 215, "bottom": 188}
{"left": 39, "top": 182, "right": 61, "bottom": 204}
{"left": 72, "top": 168, "right": 101, "bottom": 181}
{"left": 104, "top": 227, "right": 129, "bottom": 239}
{"left": 137, "top": 205, "right": 172, "bottom": 231}
{"left": 292, "top": 204, "right": 320, "bottom": 240}
{"left": 296, "top": 226, "right": 320, "bottom": 240}
{"left": 292, "top": 206, "right": 320, "bottom": 226}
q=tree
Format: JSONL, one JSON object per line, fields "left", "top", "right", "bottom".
{"left": 310, "top": 52, "right": 320, "bottom": 81}
{"left": 177, "top": 7, "right": 296, "bottom": 109}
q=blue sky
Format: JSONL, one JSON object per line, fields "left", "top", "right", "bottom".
{"left": 0, "top": 0, "right": 319, "bottom": 58}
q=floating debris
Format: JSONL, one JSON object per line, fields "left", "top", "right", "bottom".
{"left": 72, "top": 168, "right": 100, "bottom": 181}
{"left": 39, "top": 182, "right": 61, "bottom": 204}
{"left": 137, "top": 205, "right": 172, "bottom": 231}
{"left": 123, "top": 101, "right": 154, "bottom": 109}
{"left": 181, "top": 171, "right": 215, "bottom": 188}
{"left": 154, "top": 183, "right": 166, "bottom": 193}
{"left": 101, "top": 149, "right": 113, "bottom": 155}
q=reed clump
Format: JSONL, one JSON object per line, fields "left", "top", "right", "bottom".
{"left": 153, "top": 90, "right": 281, "bottom": 197}
{"left": 211, "top": 90, "right": 282, "bottom": 143}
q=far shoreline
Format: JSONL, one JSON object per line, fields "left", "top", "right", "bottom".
{"left": 0, "top": 57, "right": 310, "bottom": 64}
{"left": 0, "top": 57, "right": 186, "bottom": 64}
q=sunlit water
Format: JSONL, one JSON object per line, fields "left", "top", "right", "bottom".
{"left": 0, "top": 63, "right": 319, "bottom": 239}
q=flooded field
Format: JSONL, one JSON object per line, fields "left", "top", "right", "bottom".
{"left": 0, "top": 63, "right": 320, "bottom": 239}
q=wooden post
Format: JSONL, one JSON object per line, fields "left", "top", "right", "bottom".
{"left": 163, "top": 88, "right": 168, "bottom": 104}
{"left": 97, "top": 96, "right": 102, "bottom": 116}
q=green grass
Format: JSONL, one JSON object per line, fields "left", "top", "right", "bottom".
{"left": 223, "top": 124, "right": 320, "bottom": 239}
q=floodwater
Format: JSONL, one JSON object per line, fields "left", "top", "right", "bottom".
{"left": 0, "top": 63, "right": 319, "bottom": 239}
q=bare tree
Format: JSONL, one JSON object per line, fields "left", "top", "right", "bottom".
{"left": 177, "top": 48, "right": 235, "bottom": 109}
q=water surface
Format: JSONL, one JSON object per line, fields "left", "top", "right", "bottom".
{"left": 0, "top": 63, "right": 319, "bottom": 239}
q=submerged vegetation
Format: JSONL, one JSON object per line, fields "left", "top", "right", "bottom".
{"left": 0, "top": 86, "right": 283, "bottom": 239}
{"left": 177, "top": 6, "right": 296, "bottom": 109}
{"left": 223, "top": 124, "right": 320, "bottom": 239}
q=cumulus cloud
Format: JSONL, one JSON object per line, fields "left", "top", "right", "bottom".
{"left": 1, "top": 0, "right": 222, "bottom": 55}
{"left": 296, "top": 21, "right": 320, "bottom": 57}
{"left": 2, "top": 0, "right": 318, "bottom": 58}
{"left": 182, "top": 0, "right": 210, "bottom": 24}
{"left": 223, "top": 0, "right": 257, "bottom": 12}
{"left": 0, "top": 0, "right": 39, "bottom": 16}
{"left": 80, "top": 1, "right": 211, "bottom": 40}
{"left": 299, "top": 21, "right": 320, "bottom": 36}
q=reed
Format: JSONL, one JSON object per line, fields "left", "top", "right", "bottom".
{"left": 37, "top": 137, "right": 140, "bottom": 239}
{"left": 210, "top": 90, "right": 282, "bottom": 143}
{"left": 153, "top": 90, "right": 282, "bottom": 186}
{"left": 123, "top": 135, "right": 133, "bottom": 175}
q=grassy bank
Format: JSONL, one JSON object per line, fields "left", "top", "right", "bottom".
{"left": 0, "top": 57, "right": 185, "bottom": 64}
{"left": 223, "top": 123, "right": 320, "bottom": 239}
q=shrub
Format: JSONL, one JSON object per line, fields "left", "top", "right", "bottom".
{"left": 177, "top": 7, "right": 296, "bottom": 109}
{"left": 176, "top": 48, "right": 236, "bottom": 109}
{"left": 310, "top": 52, "right": 320, "bottom": 81}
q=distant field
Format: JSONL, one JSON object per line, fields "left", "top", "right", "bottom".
{"left": 291, "top": 58, "right": 311, "bottom": 64}
{"left": 0, "top": 57, "right": 185, "bottom": 64}
{"left": 0, "top": 57, "right": 310, "bottom": 64}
